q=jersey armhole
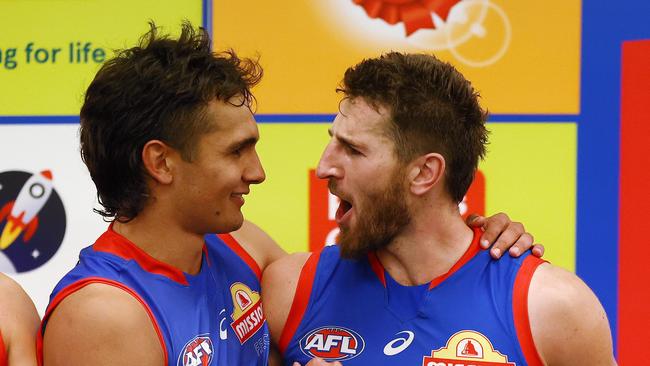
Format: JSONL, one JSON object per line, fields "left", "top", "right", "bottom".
{"left": 217, "top": 233, "right": 263, "bottom": 280}
{"left": 0, "top": 328, "right": 7, "bottom": 366}
{"left": 278, "top": 251, "right": 321, "bottom": 355}
{"left": 37, "top": 277, "right": 168, "bottom": 366}
{"left": 513, "top": 255, "right": 546, "bottom": 366}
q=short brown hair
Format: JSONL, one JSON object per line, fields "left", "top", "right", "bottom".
{"left": 338, "top": 52, "right": 488, "bottom": 203}
{"left": 80, "top": 22, "right": 262, "bottom": 221}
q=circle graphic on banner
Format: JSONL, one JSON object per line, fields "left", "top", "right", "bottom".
{"left": 0, "top": 170, "right": 66, "bottom": 273}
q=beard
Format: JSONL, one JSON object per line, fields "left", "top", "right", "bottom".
{"left": 334, "top": 169, "right": 412, "bottom": 259}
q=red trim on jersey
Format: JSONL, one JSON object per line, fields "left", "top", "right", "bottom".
{"left": 278, "top": 251, "right": 321, "bottom": 355}
{"left": 428, "top": 227, "right": 483, "bottom": 289}
{"left": 513, "top": 255, "right": 545, "bottom": 366}
{"left": 37, "top": 277, "right": 168, "bottom": 366}
{"left": 367, "top": 251, "right": 387, "bottom": 287}
{"left": 0, "top": 329, "right": 7, "bottom": 366}
{"left": 217, "top": 233, "right": 262, "bottom": 280}
{"left": 93, "top": 225, "right": 190, "bottom": 285}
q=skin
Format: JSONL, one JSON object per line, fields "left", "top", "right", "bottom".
{"left": 43, "top": 97, "right": 540, "bottom": 366}
{"left": 263, "top": 97, "right": 614, "bottom": 366}
{"left": 0, "top": 273, "right": 40, "bottom": 366}
{"left": 43, "top": 99, "right": 267, "bottom": 366}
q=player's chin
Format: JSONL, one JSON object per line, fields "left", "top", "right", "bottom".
{"left": 214, "top": 210, "right": 245, "bottom": 234}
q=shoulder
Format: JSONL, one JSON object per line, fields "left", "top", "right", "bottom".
{"left": 230, "top": 220, "right": 287, "bottom": 271}
{"left": 261, "top": 252, "right": 312, "bottom": 343}
{"left": 0, "top": 273, "right": 39, "bottom": 330}
{"left": 528, "top": 263, "right": 616, "bottom": 365}
{"left": 0, "top": 273, "right": 39, "bottom": 364}
{"left": 43, "top": 282, "right": 163, "bottom": 366}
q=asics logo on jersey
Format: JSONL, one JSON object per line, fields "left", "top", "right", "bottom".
{"left": 219, "top": 309, "right": 228, "bottom": 340}
{"left": 300, "top": 326, "right": 365, "bottom": 361}
{"left": 383, "top": 331, "right": 415, "bottom": 356}
{"left": 178, "top": 335, "right": 213, "bottom": 366}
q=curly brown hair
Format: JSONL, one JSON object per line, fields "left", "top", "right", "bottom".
{"left": 337, "top": 52, "right": 488, "bottom": 203}
{"left": 79, "top": 22, "right": 263, "bottom": 221}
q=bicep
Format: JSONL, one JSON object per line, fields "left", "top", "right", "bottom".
{"left": 528, "top": 264, "right": 616, "bottom": 366}
{"left": 42, "top": 283, "right": 164, "bottom": 366}
{"left": 232, "top": 220, "right": 287, "bottom": 270}
{"left": 261, "top": 253, "right": 310, "bottom": 345}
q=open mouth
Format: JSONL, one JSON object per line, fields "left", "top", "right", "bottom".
{"left": 335, "top": 199, "right": 353, "bottom": 224}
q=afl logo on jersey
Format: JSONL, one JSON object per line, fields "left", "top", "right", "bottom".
{"left": 422, "top": 330, "right": 515, "bottom": 366}
{"left": 0, "top": 170, "right": 66, "bottom": 273}
{"left": 178, "top": 335, "right": 213, "bottom": 366}
{"left": 300, "top": 326, "right": 365, "bottom": 361}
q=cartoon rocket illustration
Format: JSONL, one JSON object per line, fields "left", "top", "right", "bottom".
{"left": 0, "top": 170, "right": 54, "bottom": 250}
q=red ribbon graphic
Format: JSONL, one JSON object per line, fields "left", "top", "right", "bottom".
{"left": 353, "top": 0, "right": 462, "bottom": 36}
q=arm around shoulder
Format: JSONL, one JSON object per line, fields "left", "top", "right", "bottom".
{"left": 261, "top": 252, "right": 311, "bottom": 346}
{"left": 528, "top": 263, "right": 617, "bottom": 366}
{"left": 42, "top": 283, "right": 164, "bottom": 366}
{"left": 231, "top": 220, "right": 288, "bottom": 271}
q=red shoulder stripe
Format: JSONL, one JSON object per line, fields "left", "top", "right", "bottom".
{"left": 217, "top": 233, "right": 262, "bottom": 280}
{"left": 93, "top": 226, "right": 189, "bottom": 286}
{"left": 37, "top": 277, "right": 168, "bottom": 366}
{"left": 367, "top": 251, "right": 387, "bottom": 287}
{"left": 513, "top": 255, "right": 545, "bottom": 366}
{"left": 0, "top": 328, "right": 7, "bottom": 366}
{"left": 278, "top": 251, "right": 321, "bottom": 355}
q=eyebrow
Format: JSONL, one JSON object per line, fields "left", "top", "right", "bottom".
{"left": 228, "top": 136, "right": 258, "bottom": 151}
{"left": 328, "top": 128, "right": 363, "bottom": 150}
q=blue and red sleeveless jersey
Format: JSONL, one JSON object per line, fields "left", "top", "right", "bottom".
{"left": 37, "top": 226, "right": 269, "bottom": 366}
{"left": 280, "top": 228, "right": 545, "bottom": 366}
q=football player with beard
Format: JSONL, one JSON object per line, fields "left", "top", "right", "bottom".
{"left": 263, "top": 53, "right": 615, "bottom": 366}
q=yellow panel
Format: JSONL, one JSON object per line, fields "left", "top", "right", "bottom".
{"left": 244, "top": 122, "right": 577, "bottom": 272}
{"left": 482, "top": 123, "right": 577, "bottom": 271}
{"left": 214, "top": 0, "right": 580, "bottom": 114}
{"left": 242, "top": 123, "right": 330, "bottom": 253}
{"left": 0, "top": 0, "right": 202, "bottom": 115}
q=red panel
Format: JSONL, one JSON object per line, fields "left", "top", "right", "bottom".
{"left": 618, "top": 39, "right": 650, "bottom": 363}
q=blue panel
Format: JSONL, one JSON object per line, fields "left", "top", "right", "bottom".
{"left": 579, "top": 0, "right": 650, "bottom": 352}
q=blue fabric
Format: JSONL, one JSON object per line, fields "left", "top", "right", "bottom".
{"left": 283, "top": 244, "right": 535, "bottom": 366}
{"left": 44, "top": 232, "right": 269, "bottom": 366}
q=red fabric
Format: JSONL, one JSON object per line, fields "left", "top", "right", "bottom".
{"left": 37, "top": 277, "right": 168, "bottom": 366}
{"left": 512, "top": 256, "right": 545, "bottom": 366}
{"left": 0, "top": 329, "right": 7, "bottom": 366}
{"left": 367, "top": 227, "right": 483, "bottom": 290}
{"left": 429, "top": 227, "right": 482, "bottom": 289}
{"left": 217, "top": 233, "right": 262, "bottom": 280}
{"left": 278, "top": 251, "right": 321, "bottom": 355}
{"left": 93, "top": 225, "right": 189, "bottom": 285}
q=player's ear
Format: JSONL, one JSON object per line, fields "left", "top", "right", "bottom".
{"left": 407, "top": 153, "right": 445, "bottom": 196}
{"left": 142, "top": 140, "right": 174, "bottom": 185}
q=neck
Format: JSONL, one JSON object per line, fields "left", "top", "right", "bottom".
{"left": 111, "top": 206, "right": 205, "bottom": 275}
{"left": 376, "top": 203, "right": 474, "bottom": 286}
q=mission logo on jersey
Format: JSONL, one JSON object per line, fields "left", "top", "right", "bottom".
{"left": 178, "top": 334, "right": 213, "bottom": 366}
{"left": 229, "top": 282, "right": 265, "bottom": 344}
{"left": 422, "top": 330, "right": 515, "bottom": 366}
{"left": 300, "top": 326, "right": 365, "bottom": 361}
